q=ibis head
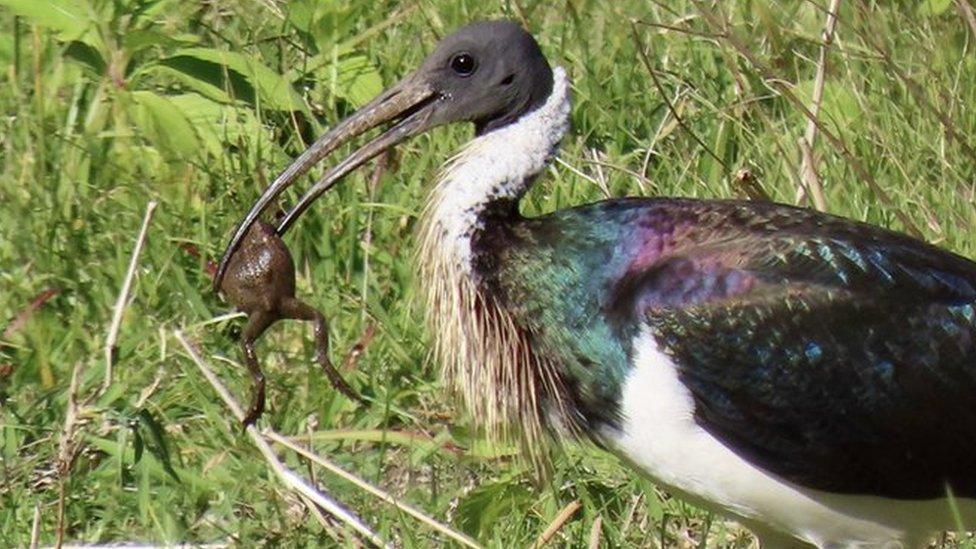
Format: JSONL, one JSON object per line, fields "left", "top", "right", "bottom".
{"left": 215, "top": 20, "right": 554, "bottom": 289}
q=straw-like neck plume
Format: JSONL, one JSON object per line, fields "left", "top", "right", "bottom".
{"left": 418, "top": 67, "right": 572, "bottom": 453}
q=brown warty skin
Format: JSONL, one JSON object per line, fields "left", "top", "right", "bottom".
{"left": 219, "top": 220, "right": 363, "bottom": 426}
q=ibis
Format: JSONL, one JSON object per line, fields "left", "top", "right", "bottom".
{"left": 216, "top": 20, "right": 976, "bottom": 547}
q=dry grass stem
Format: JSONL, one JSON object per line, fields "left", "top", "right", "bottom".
{"left": 619, "top": 492, "right": 643, "bottom": 538}
{"left": 798, "top": 137, "right": 825, "bottom": 210}
{"left": 55, "top": 360, "right": 87, "bottom": 548}
{"left": 632, "top": 18, "right": 721, "bottom": 39}
{"left": 257, "top": 0, "right": 284, "bottom": 19}
{"left": 340, "top": 323, "right": 377, "bottom": 372}
{"left": 641, "top": 90, "right": 685, "bottom": 181}
{"left": 3, "top": 287, "right": 59, "bottom": 340}
{"left": 184, "top": 311, "right": 246, "bottom": 331}
{"left": 104, "top": 200, "right": 158, "bottom": 392}
{"left": 49, "top": 541, "right": 236, "bottom": 549}
{"left": 796, "top": 0, "right": 840, "bottom": 211}
{"left": 587, "top": 148, "right": 611, "bottom": 198}
{"left": 360, "top": 151, "right": 393, "bottom": 321}
{"left": 533, "top": 499, "right": 582, "bottom": 548}
{"left": 588, "top": 515, "right": 602, "bottom": 549}
{"left": 580, "top": 156, "right": 654, "bottom": 194}
{"left": 134, "top": 366, "right": 166, "bottom": 409}
{"left": 174, "top": 331, "right": 389, "bottom": 548}
{"left": 554, "top": 157, "right": 600, "bottom": 189}
{"left": 267, "top": 430, "right": 482, "bottom": 549}
{"left": 295, "top": 492, "right": 347, "bottom": 545}
{"left": 29, "top": 502, "right": 40, "bottom": 549}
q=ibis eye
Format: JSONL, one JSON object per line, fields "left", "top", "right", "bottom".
{"left": 450, "top": 53, "right": 476, "bottom": 76}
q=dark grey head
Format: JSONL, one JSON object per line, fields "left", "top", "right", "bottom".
{"left": 215, "top": 20, "right": 556, "bottom": 290}
{"left": 417, "top": 20, "right": 553, "bottom": 135}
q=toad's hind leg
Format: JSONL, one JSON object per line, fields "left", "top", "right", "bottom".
{"left": 241, "top": 310, "right": 275, "bottom": 427}
{"left": 280, "top": 297, "right": 365, "bottom": 404}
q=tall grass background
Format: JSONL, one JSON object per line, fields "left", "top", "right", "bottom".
{"left": 2, "top": 0, "right": 975, "bottom": 546}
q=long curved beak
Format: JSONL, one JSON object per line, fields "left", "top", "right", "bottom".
{"left": 214, "top": 77, "right": 439, "bottom": 291}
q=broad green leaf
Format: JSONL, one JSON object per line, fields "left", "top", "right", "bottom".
{"left": 918, "top": 0, "right": 953, "bottom": 16}
{"left": 0, "top": 0, "right": 92, "bottom": 38}
{"left": 287, "top": 0, "right": 356, "bottom": 49}
{"left": 136, "top": 408, "right": 180, "bottom": 481}
{"left": 127, "top": 0, "right": 177, "bottom": 24}
{"left": 167, "top": 93, "right": 264, "bottom": 158}
{"left": 286, "top": 0, "right": 329, "bottom": 37}
{"left": 132, "top": 427, "right": 144, "bottom": 464}
{"left": 335, "top": 54, "right": 383, "bottom": 107}
{"left": 162, "top": 47, "right": 306, "bottom": 112}
{"left": 456, "top": 474, "right": 536, "bottom": 538}
{"left": 303, "top": 50, "right": 384, "bottom": 107}
{"left": 86, "top": 435, "right": 210, "bottom": 490}
{"left": 142, "top": 62, "right": 241, "bottom": 104}
{"left": 122, "top": 29, "right": 198, "bottom": 57}
{"left": 127, "top": 90, "right": 201, "bottom": 158}
{"left": 64, "top": 40, "right": 105, "bottom": 76}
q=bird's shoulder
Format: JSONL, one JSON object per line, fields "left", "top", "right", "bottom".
{"left": 515, "top": 196, "right": 976, "bottom": 308}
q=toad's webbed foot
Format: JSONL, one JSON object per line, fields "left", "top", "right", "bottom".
{"left": 242, "top": 376, "right": 266, "bottom": 428}
{"left": 280, "top": 297, "right": 366, "bottom": 405}
{"left": 240, "top": 311, "right": 274, "bottom": 427}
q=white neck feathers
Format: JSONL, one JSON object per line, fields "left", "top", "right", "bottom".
{"left": 420, "top": 67, "right": 571, "bottom": 270}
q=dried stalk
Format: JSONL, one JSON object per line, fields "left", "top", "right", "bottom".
{"left": 104, "top": 200, "right": 158, "bottom": 392}
{"left": 587, "top": 515, "right": 602, "bottom": 549}
{"left": 554, "top": 157, "right": 601, "bottom": 187}
{"left": 29, "top": 503, "right": 41, "bottom": 549}
{"left": 267, "top": 431, "right": 482, "bottom": 549}
{"left": 533, "top": 500, "right": 581, "bottom": 548}
{"left": 852, "top": 0, "right": 976, "bottom": 169}
{"left": 340, "top": 323, "right": 377, "bottom": 372}
{"left": 360, "top": 151, "right": 393, "bottom": 321}
{"left": 797, "top": 0, "right": 840, "bottom": 211}
{"left": 55, "top": 360, "right": 87, "bottom": 549}
{"left": 798, "top": 137, "right": 824, "bottom": 209}
{"left": 3, "top": 287, "right": 59, "bottom": 340}
{"left": 580, "top": 156, "right": 654, "bottom": 194}
{"left": 588, "top": 148, "right": 612, "bottom": 199}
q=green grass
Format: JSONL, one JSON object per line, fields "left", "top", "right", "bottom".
{"left": 2, "top": 0, "right": 976, "bottom": 546}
